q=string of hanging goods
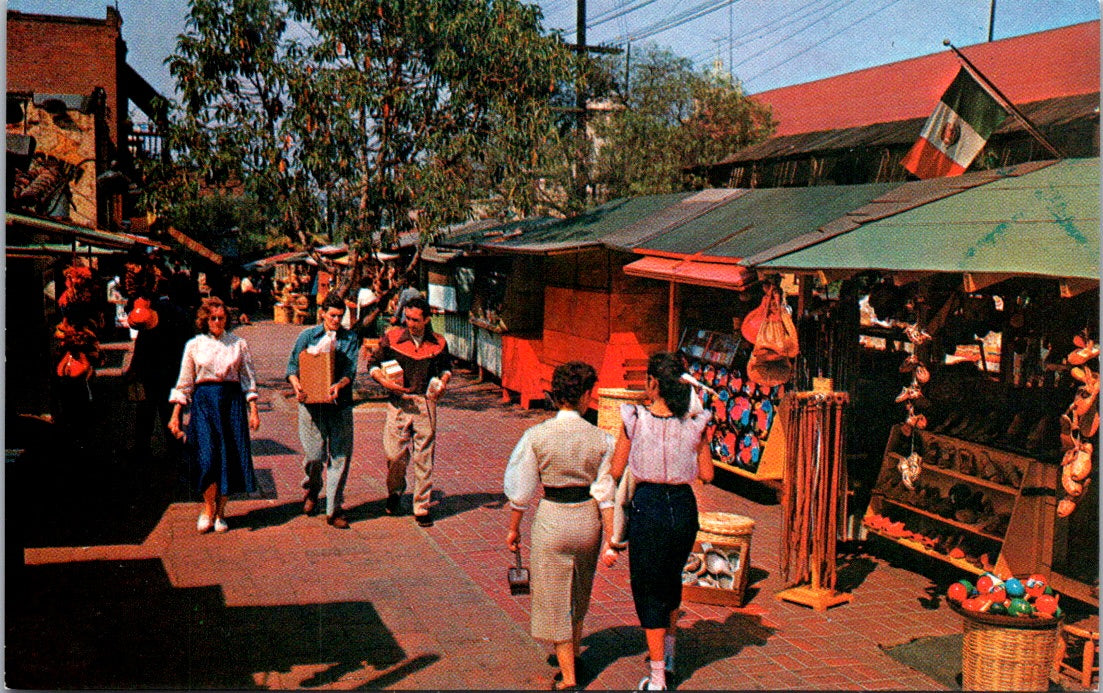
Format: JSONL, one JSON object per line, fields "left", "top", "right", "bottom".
{"left": 777, "top": 390, "right": 852, "bottom": 611}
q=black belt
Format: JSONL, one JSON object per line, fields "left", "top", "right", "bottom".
{"left": 543, "top": 486, "right": 591, "bottom": 504}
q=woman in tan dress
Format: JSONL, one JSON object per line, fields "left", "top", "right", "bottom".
{"left": 505, "top": 361, "right": 616, "bottom": 690}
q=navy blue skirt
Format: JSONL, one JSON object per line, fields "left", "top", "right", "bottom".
{"left": 188, "top": 382, "right": 256, "bottom": 495}
{"left": 627, "top": 482, "right": 699, "bottom": 629}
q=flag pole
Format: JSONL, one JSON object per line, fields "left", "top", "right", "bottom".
{"left": 943, "top": 39, "right": 1063, "bottom": 159}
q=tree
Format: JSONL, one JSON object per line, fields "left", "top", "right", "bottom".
{"left": 587, "top": 46, "right": 775, "bottom": 199}
{"left": 156, "top": 0, "right": 580, "bottom": 281}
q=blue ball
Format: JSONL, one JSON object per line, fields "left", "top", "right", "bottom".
{"left": 1004, "top": 577, "right": 1025, "bottom": 598}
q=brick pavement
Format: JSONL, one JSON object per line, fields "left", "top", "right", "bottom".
{"left": 8, "top": 320, "right": 1089, "bottom": 690}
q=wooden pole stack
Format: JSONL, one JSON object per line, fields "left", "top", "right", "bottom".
{"left": 776, "top": 390, "right": 852, "bottom": 611}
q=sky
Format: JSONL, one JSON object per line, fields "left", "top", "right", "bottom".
{"left": 6, "top": 0, "right": 1100, "bottom": 110}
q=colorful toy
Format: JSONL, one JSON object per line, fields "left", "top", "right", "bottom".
{"left": 946, "top": 575, "right": 1063, "bottom": 620}
{"left": 1003, "top": 577, "right": 1025, "bottom": 598}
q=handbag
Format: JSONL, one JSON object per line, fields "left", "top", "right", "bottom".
{"left": 747, "top": 288, "right": 798, "bottom": 387}
{"left": 56, "top": 351, "right": 91, "bottom": 379}
{"left": 610, "top": 467, "right": 636, "bottom": 550}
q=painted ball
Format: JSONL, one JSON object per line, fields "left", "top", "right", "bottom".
{"left": 957, "top": 579, "right": 977, "bottom": 597}
{"left": 1024, "top": 574, "right": 1047, "bottom": 598}
{"left": 1003, "top": 577, "right": 1025, "bottom": 598}
{"left": 1034, "top": 594, "right": 1059, "bottom": 617}
{"left": 1007, "top": 598, "right": 1034, "bottom": 617}
{"left": 988, "top": 601, "right": 1008, "bottom": 615}
{"left": 961, "top": 597, "right": 986, "bottom": 612}
{"left": 987, "top": 585, "right": 1007, "bottom": 603}
{"left": 976, "top": 575, "right": 995, "bottom": 594}
{"left": 947, "top": 582, "right": 969, "bottom": 603}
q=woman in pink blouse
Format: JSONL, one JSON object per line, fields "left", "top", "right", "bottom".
{"left": 603, "top": 352, "right": 713, "bottom": 691}
{"left": 168, "top": 297, "right": 260, "bottom": 533}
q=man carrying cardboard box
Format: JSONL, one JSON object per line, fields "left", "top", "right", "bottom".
{"left": 286, "top": 293, "right": 363, "bottom": 529}
{"left": 369, "top": 296, "right": 452, "bottom": 527}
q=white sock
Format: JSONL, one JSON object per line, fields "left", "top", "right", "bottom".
{"left": 649, "top": 659, "right": 666, "bottom": 689}
{"left": 663, "top": 634, "right": 675, "bottom": 670}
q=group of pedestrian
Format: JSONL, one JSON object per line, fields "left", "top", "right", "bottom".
{"left": 154, "top": 274, "right": 706, "bottom": 691}
{"left": 506, "top": 352, "right": 713, "bottom": 691}
{"left": 164, "top": 289, "right": 453, "bottom": 533}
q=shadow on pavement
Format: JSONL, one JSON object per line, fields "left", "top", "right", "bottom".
{"left": 8, "top": 374, "right": 187, "bottom": 550}
{"left": 576, "top": 612, "right": 776, "bottom": 689}
{"left": 6, "top": 558, "right": 411, "bottom": 690}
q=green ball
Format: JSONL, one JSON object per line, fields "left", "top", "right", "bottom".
{"left": 1043, "top": 585, "right": 1055, "bottom": 596}
{"left": 1007, "top": 598, "right": 1034, "bottom": 616}
{"left": 958, "top": 579, "right": 977, "bottom": 596}
{"left": 988, "top": 601, "right": 1008, "bottom": 615}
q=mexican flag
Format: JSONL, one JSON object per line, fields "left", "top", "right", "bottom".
{"left": 901, "top": 68, "right": 1009, "bottom": 179}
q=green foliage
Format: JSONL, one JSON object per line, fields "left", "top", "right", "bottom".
{"left": 588, "top": 46, "right": 775, "bottom": 199}
{"left": 156, "top": 0, "right": 579, "bottom": 257}
{"left": 164, "top": 194, "right": 280, "bottom": 259}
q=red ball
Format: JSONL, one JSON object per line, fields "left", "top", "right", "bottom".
{"left": 976, "top": 575, "right": 995, "bottom": 593}
{"left": 961, "top": 597, "right": 985, "bottom": 612}
{"left": 1034, "top": 594, "right": 1060, "bottom": 616}
{"left": 947, "top": 582, "right": 969, "bottom": 603}
{"left": 987, "top": 586, "right": 1007, "bottom": 603}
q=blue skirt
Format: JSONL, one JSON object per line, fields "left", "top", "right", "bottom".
{"left": 627, "top": 482, "right": 699, "bottom": 629}
{"left": 188, "top": 382, "right": 256, "bottom": 495}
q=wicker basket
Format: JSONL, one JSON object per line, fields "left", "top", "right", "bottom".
{"left": 596, "top": 388, "right": 647, "bottom": 435}
{"left": 953, "top": 602, "right": 1061, "bottom": 691}
{"left": 683, "top": 512, "right": 755, "bottom": 607}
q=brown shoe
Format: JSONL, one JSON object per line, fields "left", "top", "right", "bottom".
{"left": 303, "top": 492, "right": 319, "bottom": 516}
{"left": 326, "top": 513, "right": 350, "bottom": 529}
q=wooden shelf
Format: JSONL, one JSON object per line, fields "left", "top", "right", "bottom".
{"left": 863, "top": 524, "right": 985, "bottom": 576}
{"left": 886, "top": 451, "right": 1020, "bottom": 495}
{"left": 876, "top": 496, "right": 1006, "bottom": 542}
{"left": 918, "top": 463, "right": 1020, "bottom": 495}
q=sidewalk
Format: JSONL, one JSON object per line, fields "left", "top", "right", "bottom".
{"left": 6, "top": 320, "right": 1088, "bottom": 690}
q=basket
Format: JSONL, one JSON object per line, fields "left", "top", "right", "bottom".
{"left": 596, "top": 388, "right": 647, "bottom": 435}
{"left": 951, "top": 601, "right": 1061, "bottom": 691}
{"left": 683, "top": 513, "right": 755, "bottom": 607}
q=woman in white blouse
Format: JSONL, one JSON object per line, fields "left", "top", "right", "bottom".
{"left": 168, "top": 297, "right": 260, "bottom": 533}
{"left": 504, "top": 361, "right": 616, "bottom": 690}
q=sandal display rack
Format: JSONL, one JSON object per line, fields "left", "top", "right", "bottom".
{"left": 863, "top": 424, "right": 1045, "bottom": 577}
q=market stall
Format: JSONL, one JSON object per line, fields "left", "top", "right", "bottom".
{"left": 750, "top": 157, "right": 1100, "bottom": 605}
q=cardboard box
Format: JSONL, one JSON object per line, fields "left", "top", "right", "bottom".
{"left": 298, "top": 349, "right": 335, "bottom": 403}
{"left": 380, "top": 359, "right": 404, "bottom": 388}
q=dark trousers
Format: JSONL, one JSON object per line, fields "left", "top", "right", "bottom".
{"left": 627, "top": 482, "right": 699, "bottom": 629}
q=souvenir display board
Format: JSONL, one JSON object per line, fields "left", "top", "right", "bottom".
{"left": 679, "top": 329, "right": 787, "bottom": 480}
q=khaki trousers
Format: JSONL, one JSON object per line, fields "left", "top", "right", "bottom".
{"left": 383, "top": 395, "right": 437, "bottom": 517}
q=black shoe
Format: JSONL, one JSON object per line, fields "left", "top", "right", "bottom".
{"left": 415, "top": 512, "right": 434, "bottom": 527}
{"left": 326, "top": 513, "right": 350, "bottom": 529}
{"left": 303, "top": 491, "right": 319, "bottom": 516}
{"left": 385, "top": 494, "right": 402, "bottom": 516}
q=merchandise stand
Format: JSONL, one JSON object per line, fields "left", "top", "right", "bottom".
{"left": 776, "top": 391, "right": 852, "bottom": 611}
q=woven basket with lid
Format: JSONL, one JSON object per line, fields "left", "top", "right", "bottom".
{"left": 698, "top": 511, "right": 755, "bottom": 538}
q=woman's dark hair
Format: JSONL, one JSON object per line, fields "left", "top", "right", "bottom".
{"left": 648, "top": 351, "right": 691, "bottom": 418}
{"left": 195, "top": 296, "right": 226, "bottom": 333}
{"left": 549, "top": 361, "right": 598, "bottom": 408}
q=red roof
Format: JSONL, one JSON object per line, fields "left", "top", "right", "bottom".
{"left": 752, "top": 21, "right": 1099, "bottom": 137}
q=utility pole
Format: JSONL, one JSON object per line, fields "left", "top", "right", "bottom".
{"left": 987, "top": 0, "right": 996, "bottom": 42}
{"left": 576, "top": 0, "right": 586, "bottom": 130}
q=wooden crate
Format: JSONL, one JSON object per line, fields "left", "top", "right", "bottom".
{"left": 681, "top": 531, "right": 752, "bottom": 607}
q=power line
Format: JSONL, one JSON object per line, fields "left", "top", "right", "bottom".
{"left": 730, "top": 0, "right": 867, "bottom": 71}
{"left": 742, "top": 0, "right": 910, "bottom": 83}
{"left": 684, "top": 0, "right": 846, "bottom": 68}
{"left": 616, "top": 0, "right": 736, "bottom": 44}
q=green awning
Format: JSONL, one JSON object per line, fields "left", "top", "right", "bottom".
{"left": 759, "top": 158, "right": 1100, "bottom": 280}
{"left": 633, "top": 183, "right": 899, "bottom": 260}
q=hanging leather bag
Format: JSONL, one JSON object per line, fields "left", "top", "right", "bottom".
{"left": 747, "top": 289, "right": 799, "bottom": 386}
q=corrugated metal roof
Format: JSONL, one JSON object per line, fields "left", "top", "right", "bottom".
{"left": 759, "top": 157, "right": 1100, "bottom": 279}
{"left": 742, "top": 160, "right": 1056, "bottom": 266}
{"left": 6, "top": 212, "right": 153, "bottom": 250}
{"left": 720, "top": 93, "right": 1099, "bottom": 165}
{"left": 631, "top": 182, "right": 898, "bottom": 260}
{"left": 603, "top": 188, "right": 747, "bottom": 250}
{"left": 749, "top": 21, "right": 1098, "bottom": 137}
